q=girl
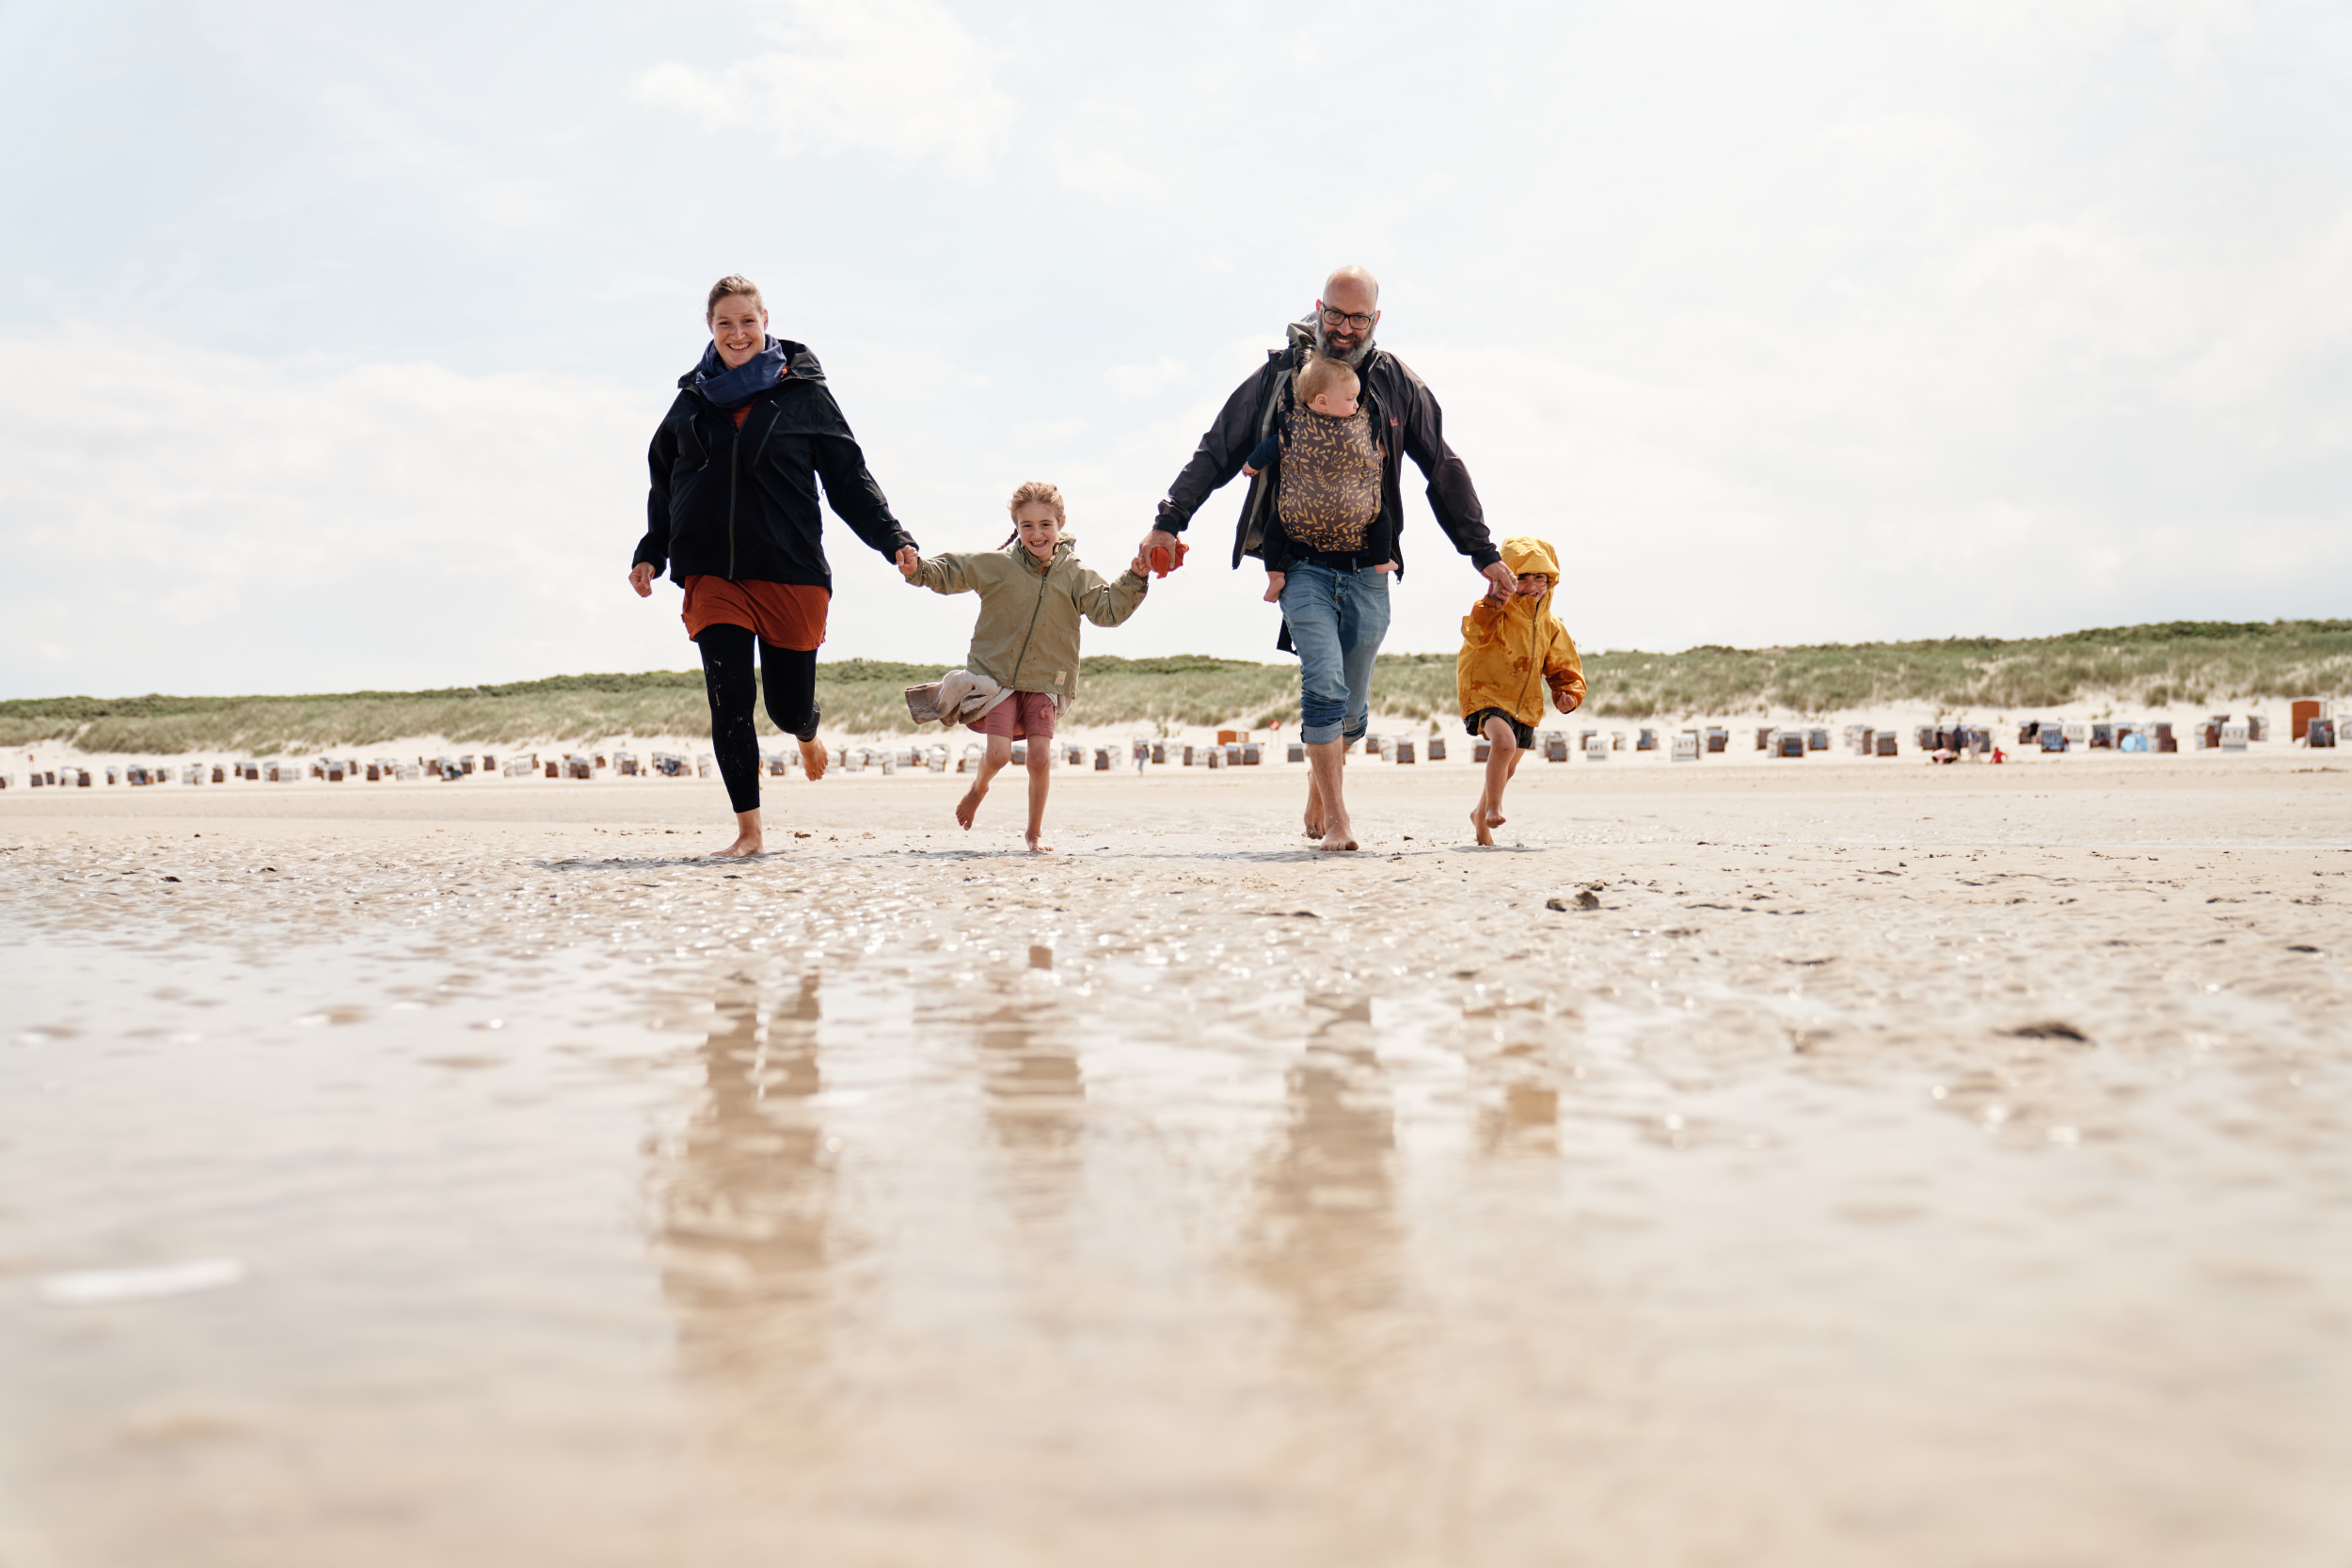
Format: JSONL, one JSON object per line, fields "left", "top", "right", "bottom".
{"left": 900, "top": 483, "right": 1148, "bottom": 851}
{"left": 630, "top": 276, "right": 920, "bottom": 858}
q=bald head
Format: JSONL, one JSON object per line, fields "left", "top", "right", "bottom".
{"left": 1324, "top": 265, "right": 1379, "bottom": 309}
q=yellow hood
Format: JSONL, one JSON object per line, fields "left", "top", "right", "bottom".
{"left": 1455, "top": 535, "right": 1584, "bottom": 724}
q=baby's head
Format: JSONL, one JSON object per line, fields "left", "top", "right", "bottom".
{"left": 1006, "top": 480, "right": 1066, "bottom": 560}
{"left": 1295, "top": 354, "right": 1360, "bottom": 419}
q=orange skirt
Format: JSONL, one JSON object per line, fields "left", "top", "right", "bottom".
{"left": 680, "top": 577, "right": 829, "bottom": 650}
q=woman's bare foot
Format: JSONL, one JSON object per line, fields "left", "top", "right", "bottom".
{"left": 1025, "top": 833, "right": 1055, "bottom": 853}
{"left": 1470, "top": 802, "right": 1496, "bottom": 847}
{"left": 707, "top": 834, "right": 763, "bottom": 859}
{"left": 798, "top": 737, "right": 829, "bottom": 781}
{"left": 956, "top": 781, "right": 987, "bottom": 830}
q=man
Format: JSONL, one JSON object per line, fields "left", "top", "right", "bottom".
{"left": 1138, "top": 265, "right": 1514, "bottom": 850}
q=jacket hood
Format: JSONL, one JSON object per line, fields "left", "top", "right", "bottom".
{"left": 1500, "top": 535, "right": 1561, "bottom": 580}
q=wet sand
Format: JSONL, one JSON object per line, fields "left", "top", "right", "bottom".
{"left": 4, "top": 760, "right": 2350, "bottom": 1565}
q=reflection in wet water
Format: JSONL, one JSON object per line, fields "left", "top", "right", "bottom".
{"left": 649, "top": 972, "right": 836, "bottom": 1409}
{"left": 1247, "top": 996, "right": 1399, "bottom": 1327}
{"left": 974, "top": 996, "right": 1087, "bottom": 1224}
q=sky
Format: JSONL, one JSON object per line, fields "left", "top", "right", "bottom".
{"left": 3, "top": 0, "right": 2349, "bottom": 699}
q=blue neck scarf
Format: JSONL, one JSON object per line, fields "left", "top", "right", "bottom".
{"left": 690, "top": 336, "right": 788, "bottom": 410}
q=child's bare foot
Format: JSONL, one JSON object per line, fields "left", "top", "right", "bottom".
{"left": 1470, "top": 802, "right": 1495, "bottom": 847}
{"left": 798, "top": 737, "right": 829, "bottom": 781}
{"left": 955, "top": 782, "right": 987, "bottom": 831}
{"left": 707, "top": 834, "right": 763, "bottom": 859}
{"left": 1025, "top": 833, "right": 1054, "bottom": 853}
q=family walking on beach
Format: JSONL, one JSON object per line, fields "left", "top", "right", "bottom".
{"left": 629, "top": 268, "right": 1583, "bottom": 858}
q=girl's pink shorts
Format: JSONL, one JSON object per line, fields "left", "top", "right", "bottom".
{"left": 968, "top": 691, "right": 1057, "bottom": 742}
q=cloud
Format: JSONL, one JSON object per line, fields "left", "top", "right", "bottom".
{"left": 0, "top": 325, "right": 679, "bottom": 696}
{"left": 632, "top": 0, "right": 1011, "bottom": 181}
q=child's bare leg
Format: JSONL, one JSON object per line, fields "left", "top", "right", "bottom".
{"left": 1024, "top": 739, "right": 1054, "bottom": 851}
{"left": 957, "top": 735, "right": 1010, "bottom": 831}
{"left": 709, "top": 807, "right": 763, "bottom": 859}
{"left": 798, "top": 736, "right": 829, "bottom": 781}
{"left": 1471, "top": 716, "right": 1518, "bottom": 846}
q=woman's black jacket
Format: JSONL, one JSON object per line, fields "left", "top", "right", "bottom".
{"left": 634, "top": 340, "right": 914, "bottom": 589}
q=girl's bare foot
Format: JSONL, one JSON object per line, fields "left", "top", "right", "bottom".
{"left": 798, "top": 737, "right": 829, "bottom": 781}
{"left": 1470, "top": 802, "right": 1495, "bottom": 847}
{"left": 707, "top": 834, "right": 763, "bottom": 859}
{"left": 956, "top": 782, "right": 987, "bottom": 830}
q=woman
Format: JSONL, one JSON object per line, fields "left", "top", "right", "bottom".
{"left": 630, "top": 276, "right": 919, "bottom": 857}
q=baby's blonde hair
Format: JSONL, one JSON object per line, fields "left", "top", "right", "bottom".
{"left": 1007, "top": 480, "right": 1066, "bottom": 518}
{"left": 1295, "top": 354, "right": 1359, "bottom": 407}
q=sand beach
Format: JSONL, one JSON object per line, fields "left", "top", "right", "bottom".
{"left": 4, "top": 753, "right": 2350, "bottom": 1565}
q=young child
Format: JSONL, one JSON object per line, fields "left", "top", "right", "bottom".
{"left": 1244, "top": 355, "right": 1386, "bottom": 609}
{"left": 900, "top": 482, "right": 1149, "bottom": 851}
{"left": 1457, "top": 536, "right": 1585, "bottom": 846}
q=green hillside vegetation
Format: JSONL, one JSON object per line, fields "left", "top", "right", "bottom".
{"left": 4, "top": 620, "right": 2345, "bottom": 754}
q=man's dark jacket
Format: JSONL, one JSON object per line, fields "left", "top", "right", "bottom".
{"left": 635, "top": 340, "right": 914, "bottom": 590}
{"left": 1152, "top": 319, "right": 1501, "bottom": 576}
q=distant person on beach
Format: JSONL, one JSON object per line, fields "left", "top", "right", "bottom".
{"left": 630, "top": 275, "right": 920, "bottom": 859}
{"left": 901, "top": 482, "right": 1150, "bottom": 852}
{"left": 1457, "top": 537, "right": 1584, "bottom": 846}
{"left": 1139, "top": 264, "right": 1513, "bottom": 851}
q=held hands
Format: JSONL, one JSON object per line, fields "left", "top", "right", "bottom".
{"left": 895, "top": 545, "right": 921, "bottom": 580}
{"left": 1481, "top": 560, "right": 1518, "bottom": 601}
{"left": 1263, "top": 571, "right": 1285, "bottom": 603}
{"left": 628, "top": 562, "right": 656, "bottom": 598}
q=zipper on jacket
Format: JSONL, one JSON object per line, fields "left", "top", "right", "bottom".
{"left": 1007, "top": 549, "right": 1055, "bottom": 691}
{"left": 724, "top": 411, "right": 740, "bottom": 578}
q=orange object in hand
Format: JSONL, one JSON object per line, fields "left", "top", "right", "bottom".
{"left": 1147, "top": 540, "right": 1190, "bottom": 578}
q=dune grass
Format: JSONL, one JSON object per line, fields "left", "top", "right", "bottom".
{"left": 6, "top": 620, "right": 2345, "bottom": 754}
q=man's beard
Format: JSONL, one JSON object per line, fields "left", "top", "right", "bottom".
{"left": 1314, "top": 319, "right": 1375, "bottom": 366}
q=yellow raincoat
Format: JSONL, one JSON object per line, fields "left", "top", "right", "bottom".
{"left": 1456, "top": 536, "right": 1585, "bottom": 723}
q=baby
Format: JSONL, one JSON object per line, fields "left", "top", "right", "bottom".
{"left": 1243, "top": 356, "right": 1359, "bottom": 478}
{"left": 1457, "top": 536, "right": 1585, "bottom": 846}
{"left": 1245, "top": 353, "right": 1387, "bottom": 607}
{"left": 899, "top": 482, "right": 1149, "bottom": 851}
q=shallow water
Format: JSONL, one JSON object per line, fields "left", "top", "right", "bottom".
{"left": 4, "top": 773, "right": 2350, "bottom": 1564}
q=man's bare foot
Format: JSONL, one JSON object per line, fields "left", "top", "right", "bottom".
{"left": 955, "top": 783, "right": 986, "bottom": 830}
{"left": 798, "top": 737, "right": 829, "bottom": 781}
{"left": 1470, "top": 802, "right": 1496, "bottom": 847}
{"left": 1304, "top": 779, "right": 1326, "bottom": 837}
{"left": 707, "top": 835, "right": 763, "bottom": 859}
{"left": 1025, "top": 834, "right": 1055, "bottom": 853}
{"left": 1315, "top": 821, "right": 1359, "bottom": 852}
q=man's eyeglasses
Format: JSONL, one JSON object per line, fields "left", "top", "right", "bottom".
{"left": 1319, "top": 307, "right": 1376, "bottom": 330}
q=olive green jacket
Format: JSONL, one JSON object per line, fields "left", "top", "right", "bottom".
{"left": 907, "top": 535, "right": 1148, "bottom": 700}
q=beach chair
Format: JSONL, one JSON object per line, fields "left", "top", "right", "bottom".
{"left": 1286, "top": 743, "right": 1304, "bottom": 763}
{"left": 1637, "top": 728, "right": 1658, "bottom": 751}
{"left": 1673, "top": 731, "right": 1700, "bottom": 762}
{"left": 1583, "top": 735, "right": 1609, "bottom": 762}
{"left": 1706, "top": 727, "right": 1727, "bottom": 752}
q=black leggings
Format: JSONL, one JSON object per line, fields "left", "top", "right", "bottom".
{"left": 696, "top": 624, "right": 819, "bottom": 814}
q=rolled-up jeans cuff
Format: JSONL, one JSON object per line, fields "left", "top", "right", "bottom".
{"left": 1299, "top": 720, "right": 1343, "bottom": 745}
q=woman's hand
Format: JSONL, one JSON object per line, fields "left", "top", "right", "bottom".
{"left": 1263, "top": 571, "right": 1286, "bottom": 603}
{"left": 895, "top": 546, "right": 921, "bottom": 580}
{"left": 628, "top": 562, "right": 656, "bottom": 598}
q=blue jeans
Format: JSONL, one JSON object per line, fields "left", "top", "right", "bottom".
{"left": 1280, "top": 563, "right": 1391, "bottom": 746}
